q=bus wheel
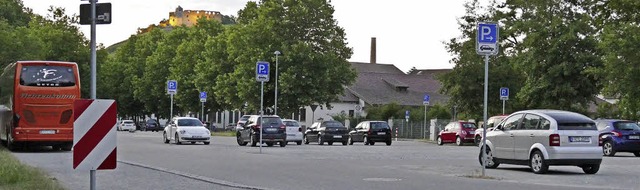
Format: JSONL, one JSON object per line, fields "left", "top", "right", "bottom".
{"left": 61, "top": 143, "right": 72, "bottom": 151}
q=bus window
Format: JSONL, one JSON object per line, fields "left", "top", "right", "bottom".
{"left": 20, "top": 66, "right": 76, "bottom": 87}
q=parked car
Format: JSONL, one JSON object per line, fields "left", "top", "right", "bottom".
{"left": 474, "top": 115, "right": 507, "bottom": 145}
{"left": 119, "top": 120, "right": 136, "bottom": 131}
{"left": 304, "top": 121, "right": 348, "bottom": 145}
{"left": 479, "top": 110, "right": 602, "bottom": 174}
{"left": 236, "top": 115, "right": 252, "bottom": 130}
{"left": 437, "top": 121, "right": 477, "bottom": 146}
{"left": 594, "top": 119, "right": 640, "bottom": 157}
{"left": 145, "top": 119, "right": 161, "bottom": 132}
{"left": 348, "top": 121, "right": 392, "bottom": 146}
{"left": 282, "top": 119, "right": 303, "bottom": 145}
{"left": 236, "top": 115, "right": 287, "bottom": 147}
{"left": 163, "top": 117, "right": 211, "bottom": 145}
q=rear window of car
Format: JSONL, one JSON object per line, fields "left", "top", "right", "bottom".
{"left": 177, "top": 119, "right": 203, "bottom": 127}
{"left": 258, "top": 117, "right": 282, "bottom": 125}
{"left": 557, "top": 123, "right": 597, "bottom": 130}
{"left": 370, "top": 122, "right": 390, "bottom": 129}
{"left": 461, "top": 123, "right": 476, "bottom": 129}
{"left": 324, "top": 121, "right": 344, "bottom": 128}
{"left": 613, "top": 121, "right": 640, "bottom": 131}
{"left": 123, "top": 121, "right": 133, "bottom": 124}
{"left": 283, "top": 120, "right": 299, "bottom": 127}
{"left": 240, "top": 116, "right": 250, "bottom": 121}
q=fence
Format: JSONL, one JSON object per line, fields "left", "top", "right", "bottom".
{"left": 390, "top": 119, "right": 450, "bottom": 140}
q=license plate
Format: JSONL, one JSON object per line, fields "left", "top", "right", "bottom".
{"left": 333, "top": 135, "right": 342, "bottom": 139}
{"left": 377, "top": 132, "right": 386, "bottom": 135}
{"left": 287, "top": 134, "right": 295, "bottom": 136}
{"left": 192, "top": 136, "right": 201, "bottom": 138}
{"left": 40, "top": 130, "right": 55, "bottom": 134}
{"left": 266, "top": 128, "right": 277, "bottom": 132}
{"left": 629, "top": 135, "right": 640, "bottom": 140}
{"left": 469, "top": 131, "right": 475, "bottom": 134}
{"left": 569, "top": 136, "right": 590, "bottom": 142}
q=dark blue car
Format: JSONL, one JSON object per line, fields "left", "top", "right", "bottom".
{"left": 595, "top": 119, "right": 640, "bottom": 157}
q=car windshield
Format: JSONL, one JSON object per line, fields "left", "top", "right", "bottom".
{"left": 258, "top": 117, "right": 282, "bottom": 125}
{"left": 613, "top": 121, "right": 640, "bottom": 131}
{"left": 240, "top": 116, "right": 250, "bottom": 121}
{"left": 462, "top": 123, "right": 476, "bottom": 129}
{"left": 177, "top": 119, "right": 203, "bottom": 127}
{"left": 370, "top": 122, "right": 389, "bottom": 129}
{"left": 324, "top": 121, "right": 344, "bottom": 128}
{"left": 558, "top": 123, "right": 597, "bottom": 130}
{"left": 283, "top": 121, "right": 299, "bottom": 127}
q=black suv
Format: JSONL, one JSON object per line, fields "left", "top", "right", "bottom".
{"left": 304, "top": 121, "right": 348, "bottom": 145}
{"left": 348, "top": 121, "right": 392, "bottom": 146}
{"left": 144, "top": 119, "right": 161, "bottom": 132}
{"left": 236, "top": 115, "right": 287, "bottom": 147}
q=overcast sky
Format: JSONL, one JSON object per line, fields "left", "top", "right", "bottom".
{"left": 21, "top": 0, "right": 468, "bottom": 72}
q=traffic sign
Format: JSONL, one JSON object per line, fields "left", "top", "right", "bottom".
{"left": 355, "top": 105, "right": 362, "bottom": 111}
{"left": 200, "top": 91, "right": 207, "bottom": 103}
{"left": 423, "top": 94, "right": 430, "bottom": 105}
{"left": 256, "top": 61, "right": 270, "bottom": 82}
{"left": 79, "top": 3, "right": 112, "bottom": 25}
{"left": 405, "top": 110, "right": 410, "bottom": 121}
{"left": 73, "top": 99, "right": 117, "bottom": 170}
{"left": 500, "top": 87, "right": 509, "bottom": 100}
{"left": 167, "top": 80, "right": 177, "bottom": 95}
{"left": 476, "top": 22, "right": 499, "bottom": 55}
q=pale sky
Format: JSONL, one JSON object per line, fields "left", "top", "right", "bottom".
{"left": 21, "top": 0, "right": 468, "bottom": 72}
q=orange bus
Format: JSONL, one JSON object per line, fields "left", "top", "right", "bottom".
{"left": 0, "top": 61, "right": 81, "bottom": 151}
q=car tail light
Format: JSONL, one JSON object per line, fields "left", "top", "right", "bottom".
{"left": 598, "top": 136, "right": 603, "bottom": 146}
{"left": 549, "top": 134, "right": 560, "bottom": 146}
{"left": 59, "top": 109, "right": 72, "bottom": 124}
{"left": 280, "top": 125, "right": 286, "bottom": 129}
{"left": 612, "top": 131, "right": 622, "bottom": 137}
{"left": 367, "top": 129, "right": 372, "bottom": 135}
{"left": 23, "top": 110, "right": 36, "bottom": 123}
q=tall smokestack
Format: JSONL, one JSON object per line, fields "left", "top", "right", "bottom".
{"left": 370, "top": 37, "right": 376, "bottom": 64}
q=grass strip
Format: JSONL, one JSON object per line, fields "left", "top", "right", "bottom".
{"left": 0, "top": 147, "right": 65, "bottom": 190}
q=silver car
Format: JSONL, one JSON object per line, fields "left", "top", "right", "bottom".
{"left": 479, "top": 110, "right": 602, "bottom": 174}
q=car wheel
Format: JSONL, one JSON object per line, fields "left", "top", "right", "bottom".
{"left": 603, "top": 141, "right": 616, "bottom": 157}
{"left": 175, "top": 133, "right": 181, "bottom": 145}
{"left": 280, "top": 141, "right": 287, "bottom": 147}
{"left": 474, "top": 135, "right": 481, "bottom": 146}
{"left": 163, "top": 133, "right": 170, "bottom": 144}
{"left": 328, "top": 141, "right": 333, "bottom": 145}
{"left": 204, "top": 142, "right": 210, "bottom": 145}
{"left": 297, "top": 141, "right": 302, "bottom": 145}
{"left": 304, "top": 135, "right": 309, "bottom": 144}
{"left": 530, "top": 150, "right": 549, "bottom": 174}
{"left": 456, "top": 136, "right": 463, "bottom": 146}
{"left": 634, "top": 152, "right": 640, "bottom": 157}
{"left": 478, "top": 146, "right": 499, "bottom": 168}
{"left": 348, "top": 136, "right": 354, "bottom": 145}
{"left": 581, "top": 164, "right": 600, "bottom": 174}
{"left": 370, "top": 141, "right": 375, "bottom": 146}
{"left": 436, "top": 136, "right": 443, "bottom": 145}
{"left": 364, "top": 136, "right": 369, "bottom": 145}
{"left": 237, "top": 133, "right": 247, "bottom": 146}
{"left": 386, "top": 140, "right": 392, "bottom": 146}
{"left": 266, "top": 142, "right": 274, "bottom": 147}
{"left": 318, "top": 136, "right": 324, "bottom": 145}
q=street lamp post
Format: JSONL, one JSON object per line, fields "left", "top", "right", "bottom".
{"left": 274, "top": 51, "right": 281, "bottom": 116}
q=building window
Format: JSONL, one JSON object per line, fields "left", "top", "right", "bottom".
{"left": 299, "top": 108, "right": 306, "bottom": 122}
{"left": 349, "top": 110, "right": 354, "bottom": 117}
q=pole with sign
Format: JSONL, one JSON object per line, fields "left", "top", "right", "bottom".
{"left": 167, "top": 80, "right": 178, "bottom": 120}
{"left": 256, "top": 61, "right": 270, "bottom": 154}
{"left": 423, "top": 94, "right": 430, "bottom": 139}
{"left": 500, "top": 87, "right": 509, "bottom": 115}
{"left": 200, "top": 92, "right": 207, "bottom": 121}
{"left": 477, "top": 22, "right": 499, "bottom": 177}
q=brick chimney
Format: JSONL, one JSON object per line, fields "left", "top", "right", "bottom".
{"left": 370, "top": 37, "right": 376, "bottom": 64}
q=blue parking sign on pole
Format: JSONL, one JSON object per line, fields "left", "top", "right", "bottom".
{"left": 200, "top": 91, "right": 207, "bottom": 102}
{"left": 500, "top": 87, "right": 509, "bottom": 100}
{"left": 476, "top": 22, "right": 499, "bottom": 55}
{"left": 167, "top": 80, "right": 177, "bottom": 95}
{"left": 256, "top": 61, "right": 270, "bottom": 82}
{"left": 423, "top": 94, "right": 430, "bottom": 105}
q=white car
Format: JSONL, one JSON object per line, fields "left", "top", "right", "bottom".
{"left": 119, "top": 120, "right": 136, "bottom": 131}
{"left": 163, "top": 117, "right": 211, "bottom": 145}
{"left": 282, "top": 119, "right": 303, "bottom": 145}
{"left": 479, "top": 110, "right": 602, "bottom": 174}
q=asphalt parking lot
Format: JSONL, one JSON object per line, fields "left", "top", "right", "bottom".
{"left": 11, "top": 131, "right": 640, "bottom": 190}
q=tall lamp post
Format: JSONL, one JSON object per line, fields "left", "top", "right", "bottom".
{"left": 274, "top": 51, "right": 281, "bottom": 116}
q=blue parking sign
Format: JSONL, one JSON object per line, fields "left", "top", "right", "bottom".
{"left": 256, "top": 61, "right": 269, "bottom": 82}
{"left": 500, "top": 87, "right": 509, "bottom": 100}
{"left": 476, "top": 22, "right": 499, "bottom": 55}
{"left": 423, "top": 94, "right": 430, "bottom": 105}
{"left": 167, "top": 80, "right": 177, "bottom": 94}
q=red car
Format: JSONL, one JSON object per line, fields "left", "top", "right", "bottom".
{"left": 437, "top": 121, "right": 477, "bottom": 146}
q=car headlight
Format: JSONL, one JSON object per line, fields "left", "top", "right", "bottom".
{"left": 204, "top": 130, "right": 211, "bottom": 135}
{"left": 180, "top": 130, "right": 186, "bottom": 134}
